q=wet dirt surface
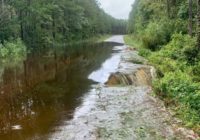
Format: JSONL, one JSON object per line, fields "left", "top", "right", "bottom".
{"left": 49, "top": 36, "right": 199, "bottom": 140}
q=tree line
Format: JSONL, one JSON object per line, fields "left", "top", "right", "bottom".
{"left": 128, "top": 0, "right": 200, "bottom": 49}
{"left": 0, "top": 0, "right": 127, "bottom": 48}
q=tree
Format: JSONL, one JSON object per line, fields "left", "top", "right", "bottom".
{"left": 188, "top": 0, "right": 193, "bottom": 36}
{"left": 197, "top": 0, "right": 200, "bottom": 48}
{"left": 166, "top": 0, "right": 171, "bottom": 18}
{"left": 0, "top": 0, "right": 127, "bottom": 48}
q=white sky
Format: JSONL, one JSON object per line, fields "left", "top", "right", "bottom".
{"left": 98, "top": 0, "right": 135, "bottom": 19}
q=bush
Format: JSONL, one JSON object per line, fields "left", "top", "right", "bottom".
{"left": 191, "top": 62, "right": 200, "bottom": 82}
{"left": 141, "top": 22, "right": 166, "bottom": 50}
{"left": 162, "top": 33, "right": 197, "bottom": 63}
{"left": 183, "top": 46, "right": 199, "bottom": 64}
{"left": 149, "top": 55, "right": 179, "bottom": 73}
{"left": 0, "top": 38, "right": 26, "bottom": 59}
{"left": 148, "top": 33, "right": 197, "bottom": 74}
{"left": 146, "top": 32, "right": 200, "bottom": 131}
{"left": 138, "top": 48, "right": 151, "bottom": 57}
{"left": 140, "top": 19, "right": 175, "bottom": 51}
{"left": 154, "top": 72, "right": 200, "bottom": 114}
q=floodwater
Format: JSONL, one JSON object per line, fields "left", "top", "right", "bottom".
{"left": 0, "top": 41, "right": 124, "bottom": 140}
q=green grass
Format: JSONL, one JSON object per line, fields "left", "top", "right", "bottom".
{"left": 124, "top": 35, "right": 151, "bottom": 57}
{"left": 124, "top": 35, "right": 142, "bottom": 49}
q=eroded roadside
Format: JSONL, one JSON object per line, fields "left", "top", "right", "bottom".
{"left": 49, "top": 35, "right": 199, "bottom": 140}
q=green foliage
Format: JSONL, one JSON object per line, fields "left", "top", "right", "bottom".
{"left": 144, "top": 33, "right": 200, "bottom": 131}
{"left": 139, "top": 19, "right": 188, "bottom": 51}
{"left": 124, "top": 35, "right": 141, "bottom": 49}
{"left": 0, "top": 5, "right": 19, "bottom": 42}
{"left": 191, "top": 61, "right": 200, "bottom": 82}
{"left": 183, "top": 46, "right": 199, "bottom": 64}
{"left": 140, "top": 21, "right": 168, "bottom": 50}
{"left": 128, "top": 0, "right": 191, "bottom": 35}
{"left": 176, "top": 105, "right": 200, "bottom": 129}
{"left": 0, "top": 0, "right": 127, "bottom": 48}
{"left": 127, "top": 0, "right": 200, "bottom": 132}
{"left": 128, "top": 0, "right": 166, "bottom": 33}
{"left": 125, "top": 33, "right": 200, "bottom": 131}
{"left": 154, "top": 72, "right": 200, "bottom": 117}
{"left": 149, "top": 33, "right": 197, "bottom": 63}
{"left": 0, "top": 39, "right": 26, "bottom": 59}
{"left": 166, "top": 34, "right": 196, "bottom": 60}
{"left": 138, "top": 49, "right": 151, "bottom": 57}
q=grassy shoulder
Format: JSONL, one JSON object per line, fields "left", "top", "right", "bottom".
{"left": 124, "top": 34, "right": 200, "bottom": 134}
{"left": 124, "top": 35, "right": 141, "bottom": 49}
{"left": 124, "top": 35, "right": 151, "bottom": 57}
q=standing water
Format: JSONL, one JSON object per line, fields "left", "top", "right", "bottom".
{"left": 0, "top": 41, "right": 124, "bottom": 140}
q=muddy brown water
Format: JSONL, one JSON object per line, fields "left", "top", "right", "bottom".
{"left": 0, "top": 41, "right": 124, "bottom": 140}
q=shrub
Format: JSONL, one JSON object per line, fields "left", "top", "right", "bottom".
{"left": 0, "top": 44, "right": 9, "bottom": 58}
{"left": 146, "top": 32, "right": 200, "bottom": 131}
{"left": 172, "top": 19, "right": 188, "bottom": 34}
{"left": 138, "top": 48, "right": 151, "bottom": 57}
{"left": 149, "top": 56, "right": 179, "bottom": 73}
{"left": 0, "top": 38, "right": 26, "bottom": 59}
{"left": 148, "top": 33, "right": 197, "bottom": 73}
{"left": 191, "top": 62, "right": 200, "bottom": 82}
{"left": 162, "top": 33, "right": 197, "bottom": 63}
{"left": 183, "top": 46, "right": 199, "bottom": 64}
{"left": 141, "top": 22, "right": 166, "bottom": 50}
{"left": 154, "top": 72, "right": 200, "bottom": 114}
{"left": 140, "top": 19, "right": 175, "bottom": 51}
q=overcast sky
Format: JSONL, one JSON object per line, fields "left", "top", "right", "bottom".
{"left": 98, "top": 0, "right": 135, "bottom": 19}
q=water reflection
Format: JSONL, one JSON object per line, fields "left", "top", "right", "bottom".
{"left": 0, "top": 42, "right": 123, "bottom": 140}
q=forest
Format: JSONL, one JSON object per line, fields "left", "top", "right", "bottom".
{"left": 126, "top": 0, "right": 200, "bottom": 133}
{"left": 0, "top": 0, "right": 126, "bottom": 58}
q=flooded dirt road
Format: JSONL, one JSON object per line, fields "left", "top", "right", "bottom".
{"left": 0, "top": 36, "right": 198, "bottom": 140}
{"left": 0, "top": 41, "right": 122, "bottom": 140}
{"left": 49, "top": 36, "right": 198, "bottom": 140}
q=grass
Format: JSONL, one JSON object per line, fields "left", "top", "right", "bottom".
{"left": 124, "top": 35, "right": 151, "bottom": 58}
{"left": 124, "top": 35, "right": 142, "bottom": 49}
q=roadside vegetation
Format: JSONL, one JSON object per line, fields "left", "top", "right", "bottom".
{"left": 126, "top": 0, "right": 200, "bottom": 134}
{"left": 0, "top": 0, "right": 126, "bottom": 60}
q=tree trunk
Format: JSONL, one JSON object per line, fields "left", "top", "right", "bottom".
{"left": 52, "top": 13, "right": 56, "bottom": 47}
{"left": 166, "top": 0, "right": 171, "bottom": 18}
{"left": 20, "top": 11, "right": 24, "bottom": 40}
{"left": 1, "top": 0, "right": 4, "bottom": 12}
{"left": 188, "top": 0, "right": 193, "bottom": 36}
{"left": 197, "top": 0, "right": 200, "bottom": 49}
